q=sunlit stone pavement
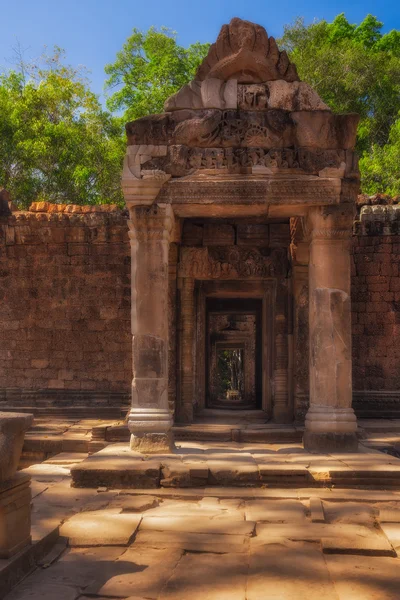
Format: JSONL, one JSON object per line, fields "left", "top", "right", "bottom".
{"left": 3, "top": 447, "right": 400, "bottom": 599}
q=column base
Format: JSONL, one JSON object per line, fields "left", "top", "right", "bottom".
{"left": 130, "top": 432, "right": 174, "bottom": 454}
{"left": 303, "top": 405, "right": 358, "bottom": 453}
{"left": 303, "top": 431, "right": 358, "bottom": 453}
{"left": 128, "top": 407, "right": 174, "bottom": 454}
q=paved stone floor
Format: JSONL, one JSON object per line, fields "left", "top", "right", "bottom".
{"left": 3, "top": 444, "right": 400, "bottom": 599}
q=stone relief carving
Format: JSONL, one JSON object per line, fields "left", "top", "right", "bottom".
{"left": 173, "top": 110, "right": 294, "bottom": 149}
{"left": 178, "top": 246, "right": 289, "bottom": 279}
{"left": 151, "top": 146, "right": 359, "bottom": 179}
{"left": 195, "top": 17, "right": 299, "bottom": 83}
{"left": 185, "top": 147, "right": 300, "bottom": 170}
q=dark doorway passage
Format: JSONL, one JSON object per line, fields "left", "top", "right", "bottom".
{"left": 206, "top": 298, "right": 262, "bottom": 409}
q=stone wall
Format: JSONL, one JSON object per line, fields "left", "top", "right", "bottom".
{"left": 352, "top": 205, "right": 400, "bottom": 418}
{"left": 0, "top": 203, "right": 131, "bottom": 414}
{"left": 1, "top": 201, "right": 400, "bottom": 419}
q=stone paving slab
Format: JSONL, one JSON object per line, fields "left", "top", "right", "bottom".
{"left": 134, "top": 530, "right": 250, "bottom": 553}
{"left": 322, "top": 533, "right": 395, "bottom": 556}
{"left": 59, "top": 509, "right": 142, "bottom": 546}
{"left": 140, "top": 515, "right": 255, "bottom": 536}
{"left": 245, "top": 499, "right": 307, "bottom": 522}
{"left": 159, "top": 553, "right": 247, "bottom": 600}
{"left": 85, "top": 547, "right": 183, "bottom": 599}
{"left": 325, "top": 555, "right": 400, "bottom": 599}
{"left": 247, "top": 540, "right": 339, "bottom": 600}
{"left": 380, "top": 523, "right": 400, "bottom": 555}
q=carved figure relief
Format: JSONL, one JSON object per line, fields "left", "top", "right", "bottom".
{"left": 178, "top": 246, "right": 288, "bottom": 279}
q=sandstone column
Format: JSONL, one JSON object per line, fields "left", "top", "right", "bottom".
{"left": 303, "top": 205, "right": 358, "bottom": 453}
{"left": 127, "top": 203, "right": 175, "bottom": 453}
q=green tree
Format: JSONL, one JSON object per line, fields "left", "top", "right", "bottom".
{"left": 279, "top": 14, "right": 400, "bottom": 193}
{"left": 104, "top": 26, "right": 210, "bottom": 121}
{"left": 0, "top": 48, "right": 125, "bottom": 208}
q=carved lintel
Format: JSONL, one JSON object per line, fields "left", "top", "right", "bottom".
{"left": 178, "top": 246, "right": 288, "bottom": 279}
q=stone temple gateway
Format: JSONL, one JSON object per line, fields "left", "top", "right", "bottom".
{"left": 122, "top": 18, "right": 360, "bottom": 454}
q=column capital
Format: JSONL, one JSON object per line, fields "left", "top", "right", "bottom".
{"left": 306, "top": 205, "right": 355, "bottom": 242}
{"left": 128, "top": 204, "right": 175, "bottom": 244}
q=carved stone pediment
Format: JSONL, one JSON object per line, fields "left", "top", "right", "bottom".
{"left": 196, "top": 18, "right": 299, "bottom": 84}
{"left": 178, "top": 246, "right": 289, "bottom": 279}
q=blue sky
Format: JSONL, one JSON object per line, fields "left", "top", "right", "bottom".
{"left": 1, "top": 0, "right": 399, "bottom": 104}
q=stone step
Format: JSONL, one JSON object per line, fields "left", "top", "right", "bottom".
{"left": 71, "top": 442, "right": 400, "bottom": 490}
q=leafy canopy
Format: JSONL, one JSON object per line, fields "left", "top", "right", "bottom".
{"left": 0, "top": 48, "right": 125, "bottom": 208}
{"left": 279, "top": 14, "right": 400, "bottom": 194}
{"left": 104, "top": 26, "right": 210, "bottom": 121}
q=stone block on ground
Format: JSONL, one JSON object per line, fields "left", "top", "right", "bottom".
{"left": 71, "top": 445, "right": 161, "bottom": 489}
{"left": 310, "top": 497, "right": 325, "bottom": 523}
{"left": 255, "top": 522, "right": 393, "bottom": 556}
{"left": 159, "top": 553, "right": 247, "bottom": 600}
{"left": 59, "top": 509, "right": 142, "bottom": 546}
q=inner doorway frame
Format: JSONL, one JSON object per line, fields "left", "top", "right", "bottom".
{"left": 194, "top": 280, "right": 276, "bottom": 417}
{"left": 206, "top": 297, "right": 263, "bottom": 410}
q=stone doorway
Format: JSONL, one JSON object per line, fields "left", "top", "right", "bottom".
{"left": 206, "top": 298, "right": 262, "bottom": 410}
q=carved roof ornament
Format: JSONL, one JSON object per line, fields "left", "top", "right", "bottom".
{"left": 122, "top": 17, "right": 360, "bottom": 208}
{"left": 196, "top": 18, "right": 299, "bottom": 84}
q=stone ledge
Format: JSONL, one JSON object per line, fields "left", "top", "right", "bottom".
{"left": 70, "top": 442, "right": 400, "bottom": 490}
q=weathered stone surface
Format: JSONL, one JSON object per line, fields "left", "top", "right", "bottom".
{"left": 59, "top": 509, "right": 142, "bottom": 546}
{"left": 292, "top": 111, "right": 360, "bottom": 150}
{"left": 6, "top": 583, "right": 79, "bottom": 600}
{"left": 140, "top": 515, "right": 255, "bottom": 535}
{"left": 310, "top": 497, "right": 325, "bottom": 523}
{"left": 87, "top": 547, "right": 183, "bottom": 598}
{"left": 0, "top": 412, "right": 33, "bottom": 482}
{"left": 71, "top": 451, "right": 161, "bottom": 489}
{"left": 325, "top": 555, "right": 400, "bottom": 599}
{"left": 245, "top": 499, "right": 307, "bottom": 522}
{"left": 134, "top": 530, "right": 249, "bottom": 553}
{"left": 247, "top": 540, "right": 339, "bottom": 600}
{"left": 321, "top": 532, "right": 395, "bottom": 556}
{"left": 324, "top": 501, "right": 377, "bottom": 525}
{"left": 110, "top": 494, "right": 159, "bottom": 512}
{"left": 255, "top": 522, "right": 386, "bottom": 549}
{"left": 160, "top": 553, "right": 247, "bottom": 600}
{"left": 380, "top": 523, "right": 400, "bottom": 555}
{"left": 268, "top": 80, "right": 330, "bottom": 111}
